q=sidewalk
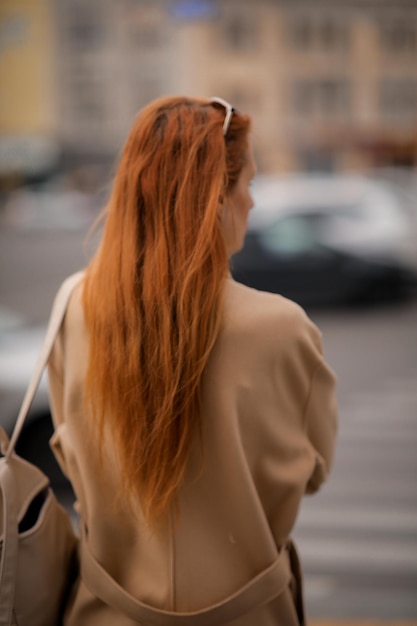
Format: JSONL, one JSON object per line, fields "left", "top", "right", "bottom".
{"left": 308, "top": 619, "right": 417, "bottom": 626}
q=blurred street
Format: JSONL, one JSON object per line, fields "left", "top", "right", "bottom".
{"left": 1, "top": 220, "right": 416, "bottom": 621}
{"left": 295, "top": 300, "right": 417, "bottom": 619}
{"left": 1, "top": 1, "right": 417, "bottom": 623}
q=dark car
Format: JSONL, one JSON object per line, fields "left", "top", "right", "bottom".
{"left": 231, "top": 174, "right": 417, "bottom": 307}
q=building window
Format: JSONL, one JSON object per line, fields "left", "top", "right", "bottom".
{"left": 379, "top": 19, "right": 417, "bottom": 54}
{"left": 220, "top": 12, "right": 259, "bottom": 51}
{"left": 293, "top": 79, "right": 350, "bottom": 118}
{"left": 128, "top": 8, "right": 165, "bottom": 48}
{"left": 67, "top": 7, "right": 104, "bottom": 48}
{"left": 220, "top": 86, "right": 260, "bottom": 114}
{"left": 379, "top": 79, "right": 417, "bottom": 123}
{"left": 289, "top": 15, "right": 349, "bottom": 51}
{"left": 68, "top": 73, "right": 105, "bottom": 121}
{"left": 321, "top": 18, "right": 346, "bottom": 50}
{"left": 290, "top": 17, "right": 314, "bottom": 49}
{"left": 293, "top": 81, "right": 314, "bottom": 115}
{"left": 132, "top": 76, "right": 162, "bottom": 111}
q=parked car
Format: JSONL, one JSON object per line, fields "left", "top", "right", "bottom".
{"left": 231, "top": 174, "right": 417, "bottom": 307}
{"left": 1, "top": 174, "right": 99, "bottom": 231}
{"left": 0, "top": 309, "right": 71, "bottom": 493}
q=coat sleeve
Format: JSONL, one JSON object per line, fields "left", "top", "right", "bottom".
{"left": 270, "top": 300, "right": 338, "bottom": 495}
{"left": 303, "top": 354, "right": 338, "bottom": 494}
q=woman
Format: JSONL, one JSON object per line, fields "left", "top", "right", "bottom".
{"left": 48, "top": 96, "right": 337, "bottom": 625}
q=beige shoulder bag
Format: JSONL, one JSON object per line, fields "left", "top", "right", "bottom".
{"left": 0, "top": 271, "right": 84, "bottom": 626}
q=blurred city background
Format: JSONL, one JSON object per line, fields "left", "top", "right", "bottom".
{"left": 2, "top": 0, "right": 417, "bottom": 185}
{"left": 1, "top": 0, "right": 417, "bottom": 623}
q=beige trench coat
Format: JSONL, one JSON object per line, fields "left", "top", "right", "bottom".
{"left": 48, "top": 276, "right": 338, "bottom": 626}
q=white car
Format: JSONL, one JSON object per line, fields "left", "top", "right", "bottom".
{"left": 232, "top": 174, "right": 417, "bottom": 307}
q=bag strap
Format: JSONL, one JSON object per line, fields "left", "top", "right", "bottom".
{"left": 5, "top": 271, "right": 85, "bottom": 460}
{"left": 81, "top": 538, "right": 291, "bottom": 626}
{"left": 0, "top": 271, "right": 84, "bottom": 626}
{"left": 0, "top": 462, "right": 18, "bottom": 626}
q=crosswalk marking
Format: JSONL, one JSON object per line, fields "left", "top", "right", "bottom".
{"left": 295, "top": 536, "right": 417, "bottom": 574}
{"left": 294, "top": 372, "right": 417, "bottom": 589}
{"left": 297, "top": 506, "right": 417, "bottom": 534}
{"left": 315, "top": 478, "right": 416, "bottom": 501}
{"left": 303, "top": 575, "right": 337, "bottom": 601}
{"left": 337, "top": 428, "right": 417, "bottom": 443}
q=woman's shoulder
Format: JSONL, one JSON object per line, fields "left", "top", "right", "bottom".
{"left": 63, "top": 274, "right": 86, "bottom": 331}
{"left": 52, "top": 272, "right": 88, "bottom": 356}
{"left": 225, "top": 277, "right": 309, "bottom": 326}
{"left": 49, "top": 273, "right": 86, "bottom": 377}
{"left": 223, "top": 278, "right": 322, "bottom": 353}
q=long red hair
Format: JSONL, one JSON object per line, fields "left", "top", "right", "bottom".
{"left": 83, "top": 96, "right": 251, "bottom": 524}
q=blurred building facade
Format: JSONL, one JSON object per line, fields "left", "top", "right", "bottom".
{"left": 1, "top": 0, "right": 417, "bottom": 181}
{"left": 54, "top": 0, "right": 177, "bottom": 166}
{"left": 206, "top": 0, "right": 417, "bottom": 173}
{"left": 0, "top": 0, "right": 58, "bottom": 184}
